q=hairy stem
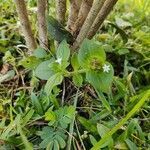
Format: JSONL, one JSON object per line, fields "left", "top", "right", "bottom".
{"left": 87, "top": 0, "right": 118, "bottom": 39}
{"left": 56, "top": 0, "right": 66, "bottom": 25}
{"left": 37, "top": 0, "right": 48, "bottom": 49}
{"left": 14, "top": 0, "right": 37, "bottom": 52}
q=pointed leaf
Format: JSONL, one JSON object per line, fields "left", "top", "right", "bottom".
{"left": 71, "top": 53, "right": 80, "bottom": 70}
{"left": 35, "top": 59, "right": 55, "bottom": 80}
{"left": 72, "top": 74, "right": 83, "bottom": 87}
{"left": 47, "top": 16, "right": 74, "bottom": 44}
{"left": 56, "top": 40, "right": 70, "bottom": 62}
{"left": 33, "top": 47, "right": 47, "bottom": 58}
{"left": 44, "top": 73, "right": 63, "bottom": 96}
{"left": 31, "top": 92, "right": 44, "bottom": 115}
{"left": 97, "top": 124, "right": 113, "bottom": 148}
{"left": 125, "top": 139, "right": 137, "bottom": 150}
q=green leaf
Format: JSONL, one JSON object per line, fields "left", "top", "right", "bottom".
{"left": 16, "top": 115, "right": 33, "bottom": 150}
{"left": 96, "top": 90, "right": 111, "bottom": 111}
{"left": 127, "top": 119, "right": 145, "bottom": 141}
{"left": 117, "top": 48, "right": 129, "bottom": 55}
{"left": 89, "top": 109, "right": 111, "bottom": 123}
{"left": 108, "top": 22, "right": 128, "bottom": 43}
{"left": 56, "top": 40, "right": 70, "bottom": 62}
{"left": 97, "top": 124, "right": 113, "bottom": 148}
{"left": 71, "top": 53, "right": 80, "bottom": 70}
{"left": 3, "top": 51, "right": 15, "bottom": 64}
{"left": 0, "top": 46, "right": 7, "bottom": 53}
{"left": 45, "top": 110, "right": 57, "bottom": 122}
{"left": 19, "top": 56, "right": 41, "bottom": 70}
{"left": 89, "top": 135, "right": 98, "bottom": 146}
{"left": 113, "top": 78, "right": 126, "bottom": 96}
{"left": 91, "top": 89, "right": 150, "bottom": 150}
{"left": 31, "top": 92, "right": 44, "bottom": 115}
{"left": 78, "top": 39, "right": 106, "bottom": 70}
{"left": 114, "top": 141, "right": 128, "bottom": 149}
{"left": 135, "top": 122, "right": 145, "bottom": 141}
{"left": 127, "top": 119, "right": 137, "bottom": 137}
{"left": 115, "top": 17, "right": 132, "bottom": 28}
{"left": 125, "top": 139, "right": 138, "bottom": 150}
{"left": 57, "top": 106, "right": 75, "bottom": 129}
{"left": 72, "top": 74, "right": 83, "bottom": 87}
{"left": 53, "top": 140, "right": 60, "bottom": 150}
{"left": 86, "top": 62, "right": 114, "bottom": 93}
{"left": 66, "top": 106, "right": 76, "bottom": 117}
{"left": 35, "top": 59, "right": 55, "bottom": 80}
{"left": 0, "top": 70, "right": 15, "bottom": 83}
{"left": 44, "top": 73, "right": 63, "bottom": 96}
{"left": 22, "top": 109, "right": 34, "bottom": 126}
{"left": 78, "top": 116, "right": 97, "bottom": 134}
{"left": 46, "top": 106, "right": 75, "bottom": 129}
{"left": 46, "top": 142, "right": 53, "bottom": 150}
{"left": 55, "top": 135, "right": 66, "bottom": 149}
{"left": 39, "top": 127, "right": 67, "bottom": 149}
{"left": 47, "top": 16, "right": 74, "bottom": 44}
{"left": 33, "top": 47, "right": 47, "bottom": 58}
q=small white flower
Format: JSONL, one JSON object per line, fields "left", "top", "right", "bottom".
{"left": 55, "top": 57, "right": 62, "bottom": 64}
{"left": 102, "top": 64, "right": 110, "bottom": 73}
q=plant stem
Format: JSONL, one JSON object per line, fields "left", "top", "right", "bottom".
{"left": 67, "top": 0, "right": 82, "bottom": 32}
{"left": 37, "top": 0, "right": 48, "bottom": 49}
{"left": 65, "top": 69, "right": 87, "bottom": 77}
{"left": 56, "top": 0, "right": 66, "bottom": 25}
{"left": 72, "top": 0, "right": 93, "bottom": 37}
{"left": 73, "top": 0, "right": 106, "bottom": 50}
{"left": 87, "top": 0, "right": 118, "bottom": 39}
{"left": 14, "top": 0, "right": 37, "bottom": 52}
{"left": 67, "top": 89, "right": 79, "bottom": 150}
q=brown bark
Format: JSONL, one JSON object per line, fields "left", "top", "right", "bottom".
{"left": 56, "top": 0, "right": 66, "bottom": 25}
{"left": 72, "top": 0, "right": 93, "bottom": 37}
{"left": 67, "top": 0, "right": 82, "bottom": 32}
{"left": 37, "top": 0, "right": 48, "bottom": 49}
{"left": 87, "top": 0, "right": 118, "bottom": 39}
{"left": 72, "top": 0, "right": 106, "bottom": 50}
{"left": 14, "top": 0, "right": 37, "bottom": 52}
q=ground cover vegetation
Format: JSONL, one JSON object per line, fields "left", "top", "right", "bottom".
{"left": 0, "top": 0, "right": 150, "bottom": 149}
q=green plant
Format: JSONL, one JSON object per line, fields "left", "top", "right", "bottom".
{"left": 0, "top": 0, "right": 150, "bottom": 149}
{"left": 30, "top": 39, "right": 114, "bottom": 111}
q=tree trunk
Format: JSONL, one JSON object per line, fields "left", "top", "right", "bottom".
{"left": 67, "top": 0, "right": 82, "bottom": 32}
{"left": 37, "top": 0, "right": 48, "bottom": 49}
{"left": 87, "top": 0, "right": 118, "bottom": 39}
{"left": 73, "top": 0, "right": 106, "bottom": 50}
{"left": 14, "top": 0, "right": 37, "bottom": 52}
{"left": 72, "top": 0, "right": 93, "bottom": 37}
{"left": 56, "top": 0, "right": 66, "bottom": 25}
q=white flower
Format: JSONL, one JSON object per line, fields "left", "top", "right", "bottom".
{"left": 55, "top": 57, "right": 62, "bottom": 64}
{"left": 102, "top": 64, "right": 110, "bottom": 73}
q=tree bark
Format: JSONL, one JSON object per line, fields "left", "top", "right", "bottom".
{"left": 72, "top": 0, "right": 93, "bottom": 37}
{"left": 37, "top": 0, "right": 48, "bottom": 49}
{"left": 87, "top": 0, "right": 118, "bottom": 39}
{"left": 14, "top": 0, "right": 37, "bottom": 52}
{"left": 67, "top": 0, "right": 82, "bottom": 32}
{"left": 56, "top": 0, "right": 66, "bottom": 25}
{"left": 72, "top": 0, "right": 106, "bottom": 50}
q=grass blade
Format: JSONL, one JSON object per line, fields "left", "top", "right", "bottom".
{"left": 91, "top": 89, "right": 150, "bottom": 150}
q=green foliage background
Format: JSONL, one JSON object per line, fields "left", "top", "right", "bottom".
{"left": 0, "top": 0, "right": 150, "bottom": 149}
